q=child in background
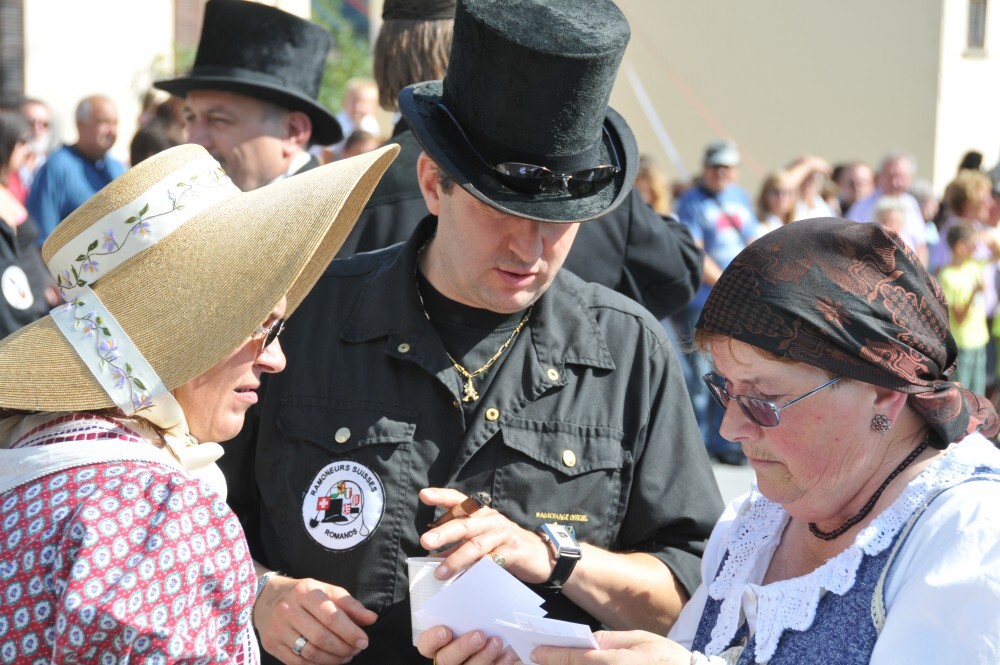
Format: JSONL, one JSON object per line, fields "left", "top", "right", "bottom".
{"left": 873, "top": 195, "right": 908, "bottom": 238}
{"left": 938, "top": 221, "right": 999, "bottom": 395}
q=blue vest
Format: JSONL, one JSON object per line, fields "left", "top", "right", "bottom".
{"left": 691, "top": 470, "right": 999, "bottom": 664}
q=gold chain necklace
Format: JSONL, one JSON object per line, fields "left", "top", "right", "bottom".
{"left": 414, "top": 241, "right": 532, "bottom": 402}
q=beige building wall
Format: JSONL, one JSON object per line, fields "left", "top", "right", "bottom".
{"left": 23, "top": 0, "right": 175, "bottom": 164}
{"left": 610, "top": 0, "right": 999, "bottom": 200}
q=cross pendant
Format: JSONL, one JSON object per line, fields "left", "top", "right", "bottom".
{"left": 462, "top": 376, "right": 480, "bottom": 402}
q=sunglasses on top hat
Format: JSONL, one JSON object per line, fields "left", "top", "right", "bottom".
{"left": 435, "top": 102, "right": 621, "bottom": 198}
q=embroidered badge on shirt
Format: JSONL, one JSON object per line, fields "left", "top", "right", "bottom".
{"left": 302, "top": 461, "right": 385, "bottom": 551}
{"left": 1, "top": 265, "right": 33, "bottom": 310}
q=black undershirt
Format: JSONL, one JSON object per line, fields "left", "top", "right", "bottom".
{"left": 415, "top": 271, "right": 529, "bottom": 415}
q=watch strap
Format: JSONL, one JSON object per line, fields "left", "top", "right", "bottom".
{"left": 543, "top": 547, "right": 581, "bottom": 591}
{"left": 536, "top": 524, "right": 581, "bottom": 592}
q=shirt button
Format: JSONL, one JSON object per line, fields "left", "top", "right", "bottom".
{"left": 546, "top": 368, "right": 559, "bottom": 381}
{"left": 485, "top": 408, "right": 500, "bottom": 421}
{"left": 562, "top": 450, "right": 577, "bottom": 467}
{"left": 397, "top": 342, "right": 411, "bottom": 353}
{"left": 334, "top": 427, "right": 351, "bottom": 444}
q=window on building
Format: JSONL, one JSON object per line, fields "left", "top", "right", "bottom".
{"left": 0, "top": 0, "right": 25, "bottom": 103}
{"left": 969, "top": 0, "right": 988, "bottom": 51}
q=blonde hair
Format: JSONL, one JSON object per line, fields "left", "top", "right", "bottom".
{"left": 943, "top": 169, "right": 991, "bottom": 218}
{"left": 374, "top": 18, "right": 454, "bottom": 111}
{"left": 635, "top": 154, "right": 671, "bottom": 214}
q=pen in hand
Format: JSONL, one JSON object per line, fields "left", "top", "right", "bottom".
{"left": 427, "top": 491, "right": 492, "bottom": 529}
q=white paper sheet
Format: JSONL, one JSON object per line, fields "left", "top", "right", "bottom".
{"left": 411, "top": 557, "right": 599, "bottom": 662}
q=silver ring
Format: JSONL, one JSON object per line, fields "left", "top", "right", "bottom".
{"left": 490, "top": 552, "right": 507, "bottom": 568}
{"left": 292, "top": 635, "right": 308, "bottom": 656}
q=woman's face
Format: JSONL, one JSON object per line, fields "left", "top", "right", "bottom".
{"left": 710, "top": 338, "right": 887, "bottom": 524}
{"left": 174, "top": 298, "right": 287, "bottom": 442}
{"left": 765, "top": 180, "right": 794, "bottom": 216}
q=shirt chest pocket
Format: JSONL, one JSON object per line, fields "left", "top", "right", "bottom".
{"left": 268, "top": 400, "right": 422, "bottom": 611}
{"left": 494, "top": 418, "right": 629, "bottom": 548}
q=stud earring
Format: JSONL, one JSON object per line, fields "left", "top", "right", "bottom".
{"left": 871, "top": 414, "right": 892, "bottom": 433}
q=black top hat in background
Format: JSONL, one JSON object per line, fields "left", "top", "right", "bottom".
{"left": 399, "top": 0, "right": 637, "bottom": 223}
{"left": 154, "top": 0, "right": 342, "bottom": 145}
{"left": 382, "top": 0, "right": 457, "bottom": 20}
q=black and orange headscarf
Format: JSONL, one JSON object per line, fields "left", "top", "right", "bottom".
{"left": 697, "top": 217, "right": 998, "bottom": 449}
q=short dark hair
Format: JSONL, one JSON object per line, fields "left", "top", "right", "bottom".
{"left": 434, "top": 161, "right": 455, "bottom": 194}
{"left": 945, "top": 220, "right": 975, "bottom": 250}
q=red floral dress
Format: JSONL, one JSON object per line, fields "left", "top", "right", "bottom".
{"left": 0, "top": 414, "right": 259, "bottom": 663}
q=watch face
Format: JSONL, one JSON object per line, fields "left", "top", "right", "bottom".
{"left": 541, "top": 523, "right": 581, "bottom": 554}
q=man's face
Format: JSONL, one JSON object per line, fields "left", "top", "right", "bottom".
{"left": 839, "top": 164, "right": 874, "bottom": 205}
{"left": 183, "top": 90, "right": 290, "bottom": 191}
{"left": 877, "top": 158, "right": 912, "bottom": 196}
{"left": 21, "top": 101, "right": 50, "bottom": 151}
{"left": 702, "top": 164, "right": 738, "bottom": 194}
{"left": 76, "top": 98, "right": 118, "bottom": 158}
{"left": 418, "top": 156, "right": 579, "bottom": 314}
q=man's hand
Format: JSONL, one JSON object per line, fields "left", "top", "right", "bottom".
{"left": 254, "top": 574, "right": 377, "bottom": 664}
{"left": 419, "top": 487, "right": 553, "bottom": 583}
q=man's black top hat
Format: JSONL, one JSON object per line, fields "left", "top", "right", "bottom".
{"left": 154, "top": 0, "right": 342, "bottom": 145}
{"left": 399, "top": 0, "right": 637, "bottom": 223}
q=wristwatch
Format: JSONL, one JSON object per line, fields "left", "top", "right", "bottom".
{"left": 536, "top": 523, "right": 582, "bottom": 592}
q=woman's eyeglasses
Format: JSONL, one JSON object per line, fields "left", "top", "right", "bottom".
{"left": 703, "top": 371, "right": 840, "bottom": 428}
{"left": 435, "top": 103, "right": 621, "bottom": 197}
{"left": 251, "top": 318, "right": 285, "bottom": 354}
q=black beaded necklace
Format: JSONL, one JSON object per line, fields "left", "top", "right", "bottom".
{"left": 808, "top": 437, "right": 930, "bottom": 541}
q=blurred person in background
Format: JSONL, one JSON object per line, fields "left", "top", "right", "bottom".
{"left": 635, "top": 153, "right": 671, "bottom": 215}
{"left": 833, "top": 160, "right": 874, "bottom": 219}
{"left": 7, "top": 97, "right": 54, "bottom": 204}
{"left": 674, "top": 138, "right": 761, "bottom": 465}
{"left": 755, "top": 170, "right": 797, "bottom": 233}
{"left": 26, "top": 94, "right": 125, "bottom": 246}
{"left": 872, "top": 195, "right": 909, "bottom": 238}
{"left": 785, "top": 154, "right": 834, "bottom": 220}
{"left": 339, "top": 128, "right": 383, "bottom": 160}
{"left": 0, "top": 108, "right": 59, "bottom": 337}
{"left": 930, "top": 169, "right": 994, "bottom": 274}
{"left": 313, "top": 77, "right": 382, "bottom": 164}
{"left": 846, "top": 150, "right": 928, "bottom": 265}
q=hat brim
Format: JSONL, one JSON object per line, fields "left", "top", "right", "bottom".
{"left": 399, "top": 81, "right": 637, "bottom": 223}
{"left": 0, "top": 143, "right": 397, "bottom": 412}
{"left": 155, "top": 76, "right": 344, "bottom": 146}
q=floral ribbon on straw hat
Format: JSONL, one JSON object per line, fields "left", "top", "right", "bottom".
{"left": 0, "top": 143, "right": 399, "bottom": 489}
{"left": 47, "top": 155, "right": 242, "bottom": 488}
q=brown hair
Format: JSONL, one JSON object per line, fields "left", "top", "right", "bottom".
{"left": 373, "top": 18, "right": 454, "bottom": 111}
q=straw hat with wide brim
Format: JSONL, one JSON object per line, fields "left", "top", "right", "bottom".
{"left": 0, "top": 142, "right": 398, "bottom": 412}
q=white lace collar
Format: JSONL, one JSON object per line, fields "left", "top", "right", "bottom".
{"left": 703, "top": 433, "right": 1000, "bottom": 662}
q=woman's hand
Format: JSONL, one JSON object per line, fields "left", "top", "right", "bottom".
{"left": 254, "top": 574, "right": 377, "bottom": 664}
{"left": 417, "top": 625, "right": 520, "bottom": 665}
{"left": 532, "top": 630, "right": 692, "bottom": 665}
